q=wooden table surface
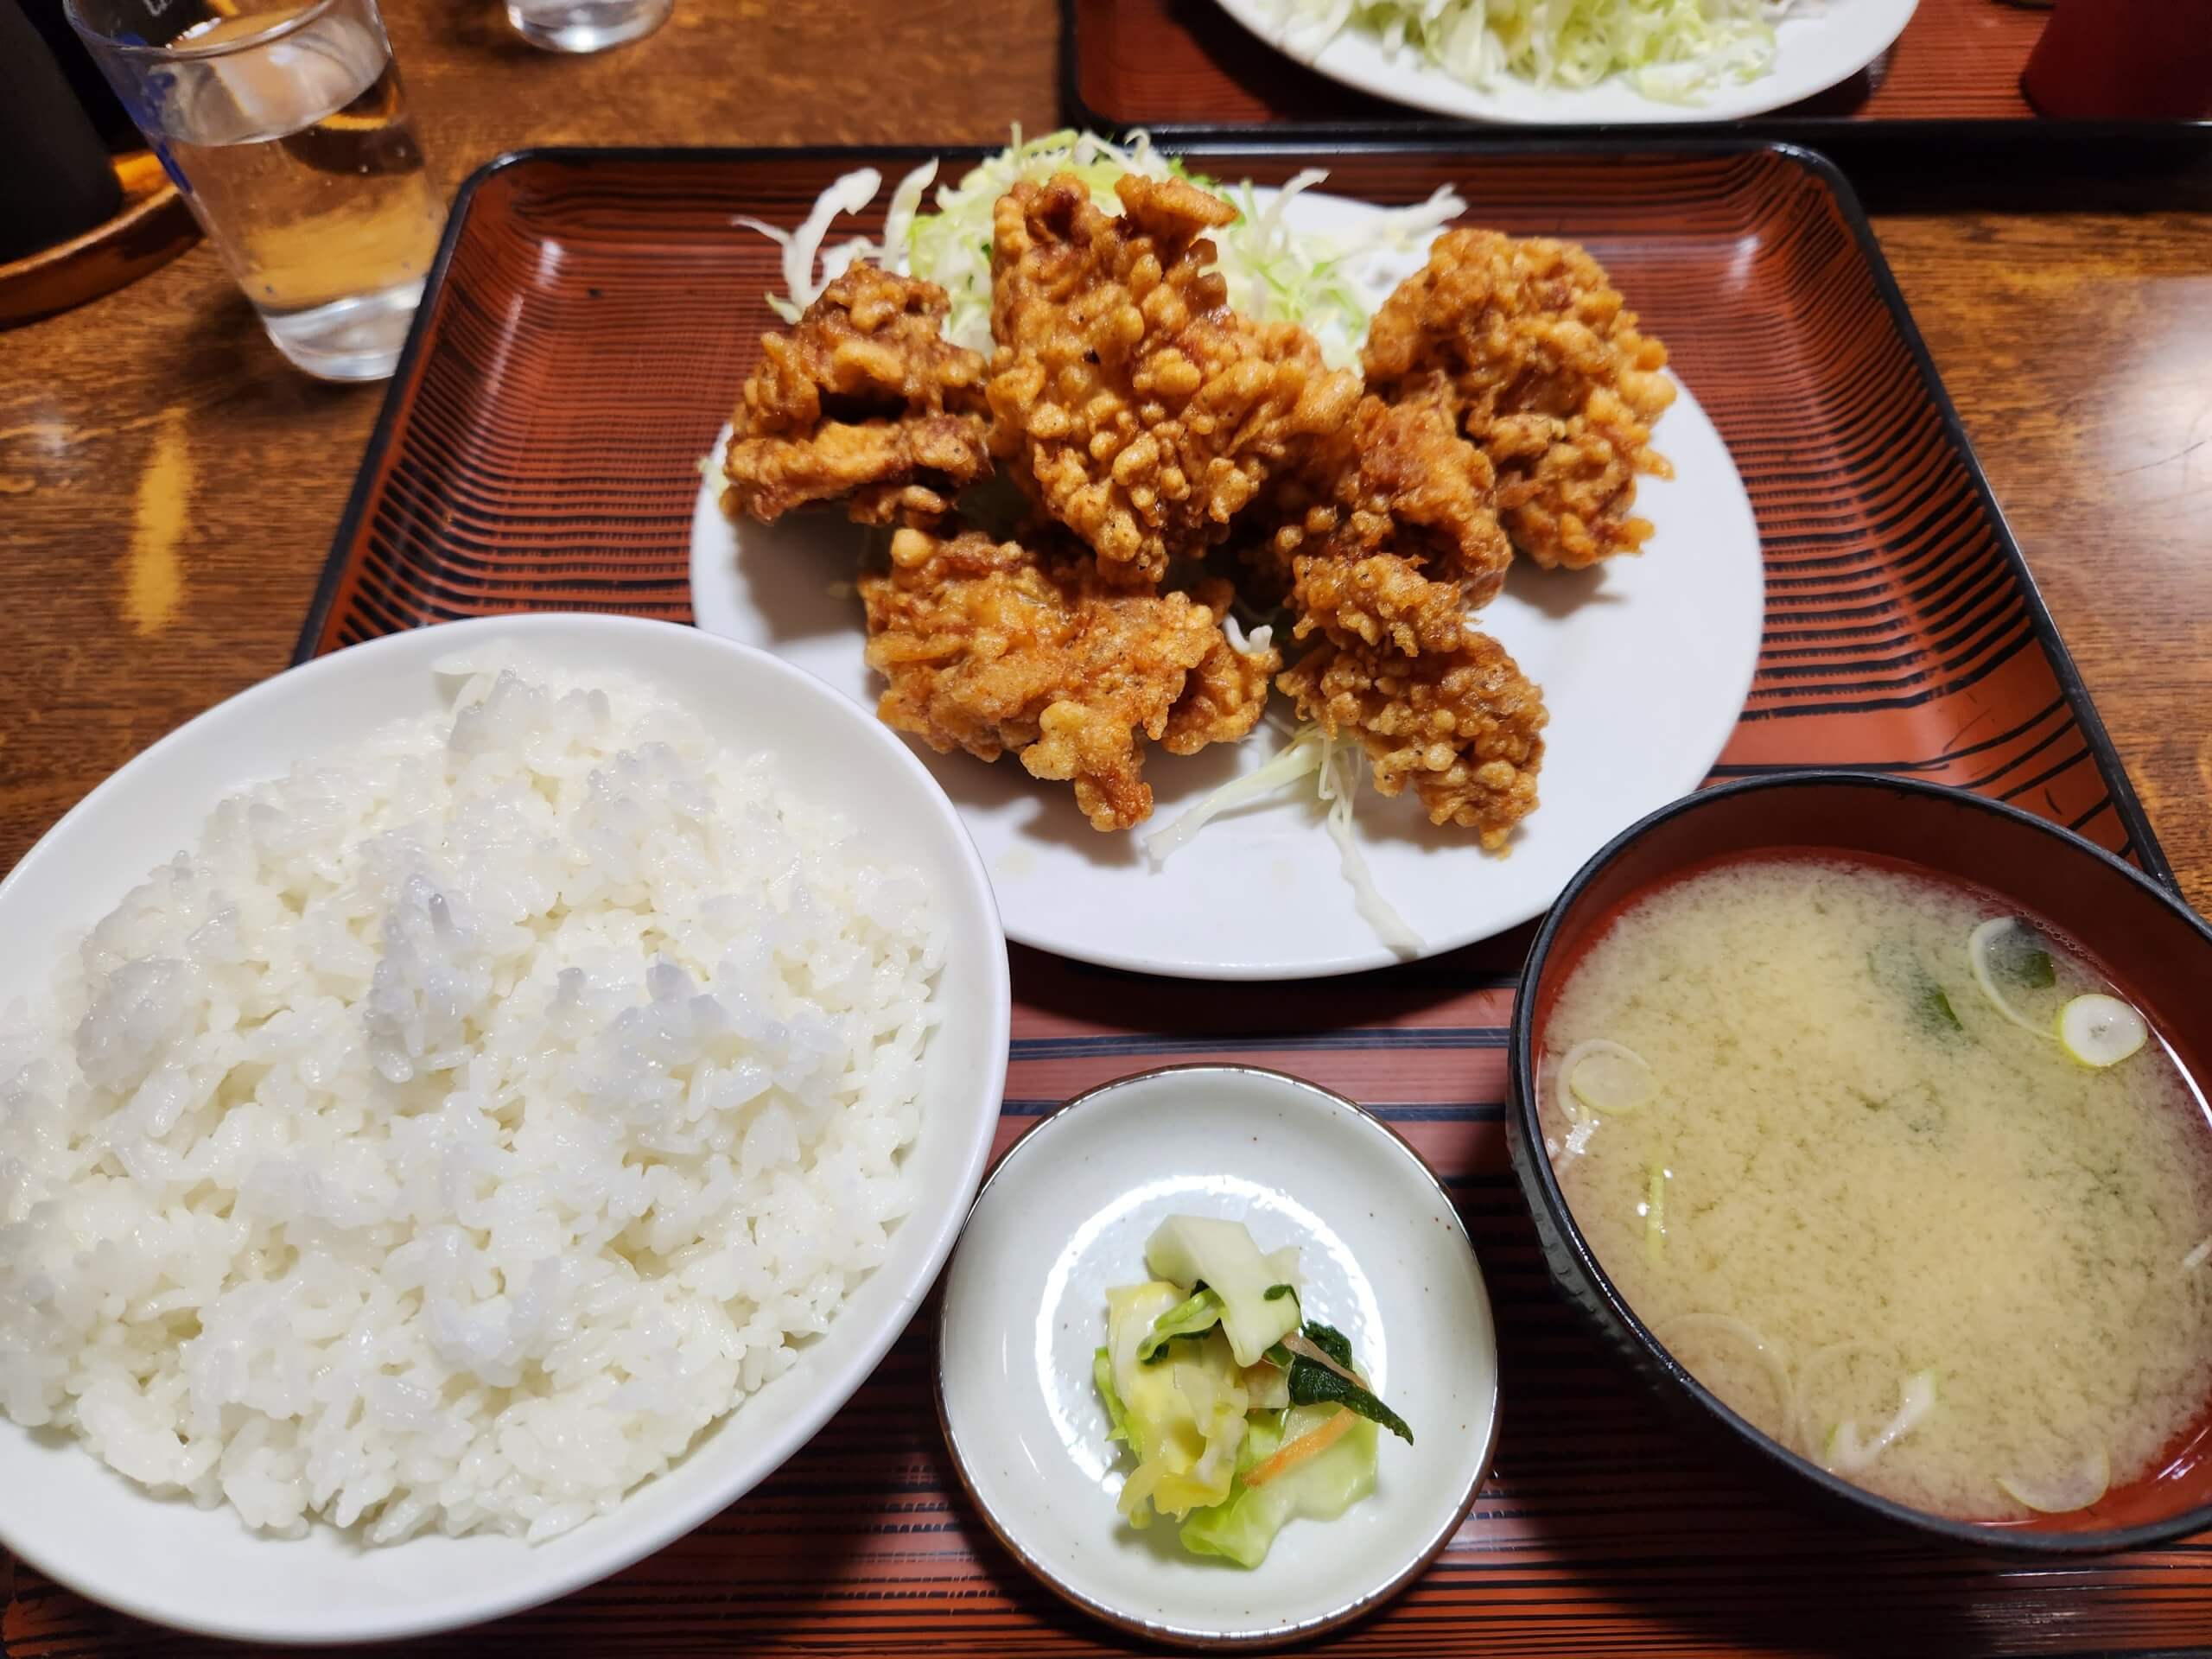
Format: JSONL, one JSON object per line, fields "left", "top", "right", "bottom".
{"left": 4, "top": 0, "right": 2212, "bottom": 1648}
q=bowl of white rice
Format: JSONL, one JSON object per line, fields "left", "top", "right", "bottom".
{"left": 0, "top": 613, "right": 1009, "bottom": 1642}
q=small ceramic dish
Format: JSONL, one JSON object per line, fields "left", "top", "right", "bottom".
{"left": 1507, "top": 771, "right": 2212, "bottom": 1553}
{"left": 936, "top": 1064, "right": 1497, "bottom": 1649}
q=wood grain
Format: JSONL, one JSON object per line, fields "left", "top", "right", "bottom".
{"left": 1871, "top": 209, "right": 2212, "bottom": 905}
{"left": 4, "top": 2, "right": 2212, "bottom": 1654}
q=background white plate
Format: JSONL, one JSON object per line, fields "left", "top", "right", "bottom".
{"left": 690, "top": 189, "right": 1764, "bottom": 979}
{"left": 0, "top": 615, "right": 1011, "bottom": 1643}
{"left": 937, "top": 1065, "right": 1498, "bottom": 1647}
{"left": 1211, "top": 0, "right": 1920, "bottom": 124}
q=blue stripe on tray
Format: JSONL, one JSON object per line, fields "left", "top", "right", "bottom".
{"left": 1001, "top": 1098, "right": 1507, "bottom": 1122}
{"left": 1007, "top": 1026, "right": 1510, "bottom": 1061}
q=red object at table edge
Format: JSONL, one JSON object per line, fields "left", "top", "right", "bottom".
{"left": 2021, "top": 0, "right": 2212, "bottom": 118}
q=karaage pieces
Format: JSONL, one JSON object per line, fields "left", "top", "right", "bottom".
{"left": 1289, "top": 551, "right": 1470, "bottom": 658}
{"left": 860, "top": 528, "right": 1269, "bottom": 830}
{"left": 1249, "top": 385, "right": 1513, "bottom": 611}
{"left": 1163, "top": 578, "right": 1281, "bottom": 757}
{"left": 986, "top": 172, "right": 1361, "bottom": 584}
{"left": 1363, "top": 229, "right": 1674, "bottom": 572}
{"left": 1273, "top": 537, "right": 1545, "bottom": 851}
{"left": 1277, "top": 624, "right": 1547, "bottom": 853}
{"left": 723, "top": 264, "right": 991, "bottom": 528}
{"left": 719, "top": 172, "right": 1624, "bottom": 857}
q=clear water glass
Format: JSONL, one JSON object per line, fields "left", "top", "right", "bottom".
{"left": 67, "top": 0, "right": 444, "bottom": 382}
{"left": 504, "top": 0, "right": 670, "bottom": 54}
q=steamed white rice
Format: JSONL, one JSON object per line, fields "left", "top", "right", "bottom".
{"left": 0, "top": 662, "right": 941, "bottom": 1543}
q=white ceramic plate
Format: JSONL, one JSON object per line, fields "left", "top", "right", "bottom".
{"left": 0, "top": 614, "right": 1011, "bottom": 1643}
{"left": 690, "top": 188, "right": 1764, "bottom": 979}
{"left": 936, "top": 1065, "right": 1498, "bottom": 1648}
{"left": 1211, "top": 0, "right": 1920, "bottom": 124}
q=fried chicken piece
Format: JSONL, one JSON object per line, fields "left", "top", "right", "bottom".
{"left": 722, "top": 263, "right": 990, "bottom": 528}
{"left": 1248, "top": 385, "right": 1512, "bottom": 610}
{"left": 1363, "top": 230, "right": 1675, "bottom": 571}
{"left": 1483, "top": 383, "right": 1667, "bottom": 571}
{"left": 860, "top": 528, "right": 1263, "bottom": 830}
{"left": 985, "top": 172, "right": 1362, "bottom": 584}
{"left": 1277, "top": 535, "right": 1541, "bottom": 845}
{"left": 1290, "top": 552, "right": 1469, "bottom": 658}
{"left": 1163, "top": 578, "right": 1281, "bottom": 756}
{"left": 1277, "top": 626, "right": 1547, "bottom": 852}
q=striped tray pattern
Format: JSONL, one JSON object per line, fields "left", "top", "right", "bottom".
{"left": 1065, "top": 0, "right": 2053, "bottom": 130}
{"left": 8, "top": 143, "right": 2195, "bottom": 1657}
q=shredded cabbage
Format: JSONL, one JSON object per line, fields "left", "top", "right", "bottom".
{"left": 743, "top": 128, "right": 1463, "bottom": 369}
{"left": 1659, "top": 1313, "right": 1796, "bottom": 1447}
{"left": 1147, "top": 724, "right": 1424, "bottom": 958}
{"left": 734, "top": 166, "right": 884, "bottom": 324}
{"left": 1314, "top": 726, "right": 1424, "bottom": 958}
{"left": 1269, "top": 0, "right": 1808, "bottom": 105}
{"left": 1143, "top": 724, "right": 1324, "bottom": 866}
{"left": 1214, "top": 169, "right": 1465, "bottom": 368}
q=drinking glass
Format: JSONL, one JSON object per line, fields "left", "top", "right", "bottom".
{"left": 67, "top": 0, "right": 446, "bottom": 382}
{"left": 504, "top": 0, "right": 670, "bottom": 54}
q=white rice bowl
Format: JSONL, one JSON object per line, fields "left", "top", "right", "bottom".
{"left": 0, "top": 615, "right": 1008, "bottom": 1641}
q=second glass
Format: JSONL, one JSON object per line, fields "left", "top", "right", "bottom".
{"left": 67, "top": 0, "right": 445, "bottom": 382}
{"left": 505, "top": 0, "right": 670, "bottom": 54}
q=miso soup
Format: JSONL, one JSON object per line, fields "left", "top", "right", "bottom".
{"left": 1541, "top": 855, "right": 2212, "bottom": 1521}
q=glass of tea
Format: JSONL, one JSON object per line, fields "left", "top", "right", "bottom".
{"left": 66, "top": 0, "right": 445, "bottom": 382}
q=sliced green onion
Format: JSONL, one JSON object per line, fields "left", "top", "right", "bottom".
{"left": 1642, "top": 1162, "right": 1667, "bottom": 1262}
{"left": 2056, "top": 994, "right": 2148, "bottom": 1067}
{"left": 1790, "top": 1341, "right": 1885, "bottom": 1459}
{"left": 1998, "top": 1448, "right": 2109, "bottom": 1515}
{"left": 1660, "top": 1313, "right": 1794, "bottom": 1446}
{"left": 1967, "top": 918, "right": 2053, "bottom": 1035}
{"left": 1561, "top": 1039, "right": 1654, "bottom": 1117}
{"left": 1971, "top": 920, "right": 2151, "bottom": 1067}
{"left": 1825, "top": 1370, "right": 1937, "bottom": 1476}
